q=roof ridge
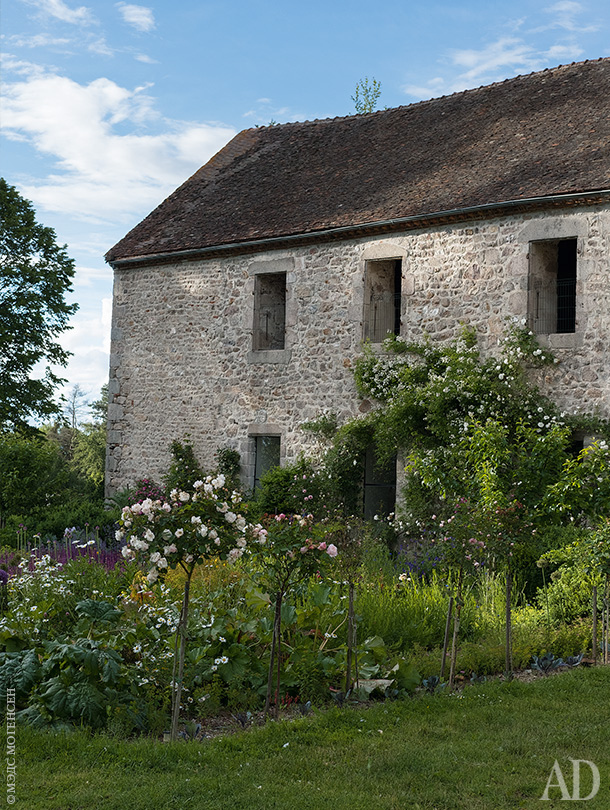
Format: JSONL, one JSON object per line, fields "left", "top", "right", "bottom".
{"left": 246, "top": 57, "right": 610, "bottom": 131}
{"left": 106, "top": 57, "right": 610, "bottom": 264}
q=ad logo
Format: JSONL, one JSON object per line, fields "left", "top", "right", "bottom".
{"left": 541, "top": 760, "right": 600, "bottom": 801}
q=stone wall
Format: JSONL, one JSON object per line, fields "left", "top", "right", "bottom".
{"left": 106, "top": 203, "right": 610, "bottom": 494}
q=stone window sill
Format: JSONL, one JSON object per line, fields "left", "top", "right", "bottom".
{"left": 535, "top": 333, "right": 583, "bottom": 350}
{"left": 247, "top": 349, "right": 292, "bottom": 364}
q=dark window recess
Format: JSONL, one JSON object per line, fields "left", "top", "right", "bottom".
{"left": 568, "top": 435, "right": 585, "bottom": 459}
{"left": 364, "top": 259, "right": 402, "bottom": 343}
{"left": 528, "top": 239, "right": 577, "bottom": 334}
{"left": 253, "top": 273, "right": 286, "bottom": 350}
{"left": 556, "top": 240, "right": 577, "bottom": 333}
{"left": 363, "top": 446, "right": 396, "bottom": 520}
{"left": 254, "top": 435, "right": 281, "bottom": 492}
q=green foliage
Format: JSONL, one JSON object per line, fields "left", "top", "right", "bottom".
{"left": 255, "top": 457, "right": 322, "bottom": 516}
{"left": 356, "top": 566, "right": 477, "bottom": 649}
{"left": 408, "top": 618, "right": 591, "bottom": 678}
{"left": 71, "top": 422, "right": 106, "bottom": 491}
{"left": 214, "top": 447, "right": 241, "bottom": 486}
{"left": 0, "top": 178, "right": 78, "bottom": 429}
{"left": 0, "top": 555, "right": 137, "bottom": 648}
{"left": 0, "top": 431, "right": 69, "bottom": 519}
{"left": 354, "top": 325, "right": 558, "bottom": 464}
{"left": 301, "top": 412, "right": 339, "bottom": 440}
{"left": 19, "top": 638, "right": 146, "bottom": 731}
{"left": 535, "top": 523, "right": 610, "bottom": 624}
{"left": 252, "top": 514, "right": 338, "bottom": 595}
{"left": 0, "top": 649, "right": 41, "bottom": 708}
{"left": 163, "top": 439, "right": 205, "bottom": 494}
{"left": 347, "top": 325, "right": 610, "bottom": 532}
{"left": 315, "top": 418, "right": 374, "bottom": 516}
{"left": 352, "top": 77, "right": 381, "bottom": 114}
{"left": 542, "top": 440, "right": 610, "bottom": 520}
{"left": 0, "top": 526, "right": 601, "bottom": 738}
{"left": 0, "top": 385, "right": 111, "bottom": 542}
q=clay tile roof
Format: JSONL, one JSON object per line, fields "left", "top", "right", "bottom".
{"left": 106, "top": 58, "right": 610, "bottom": 264}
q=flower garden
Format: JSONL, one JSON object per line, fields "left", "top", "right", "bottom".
{"left": 0, "top": 480, "right": 608, "bottom": 742}
{"left": 1, "top": 324, "right": 609, "bottom": 743}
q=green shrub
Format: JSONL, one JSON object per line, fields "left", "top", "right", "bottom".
{"left": 163, "top": 439, "right": 205, "bottom": 494}
{"left": 255, "top": 457, "right": 322, "bottom": 516}
{"left": 215, "top": 447, "right": 242, "bottom": 489}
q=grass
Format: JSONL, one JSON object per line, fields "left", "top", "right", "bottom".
{"left": 16, "top": 666, "right": 610, "bottom": 809}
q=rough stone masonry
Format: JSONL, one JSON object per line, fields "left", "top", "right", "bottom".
{"left": 106, "top": 203, "right": 610, "bottom": 494}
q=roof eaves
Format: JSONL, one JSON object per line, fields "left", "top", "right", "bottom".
{"left": 107, "top": 189, "right": 610, "bottom": 269}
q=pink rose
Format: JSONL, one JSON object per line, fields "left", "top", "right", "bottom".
{"left": 326, "top": 544, "right": 338, "bottom": 558}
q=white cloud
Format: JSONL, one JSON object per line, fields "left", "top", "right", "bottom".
{"left": 87, "top": 37, "right": 114, "bottom": 57}
{"left": 402, "top": 2, "right": 599, "bottom": 102}
{"left": 135, "top": 53, "right": 158, "bottom": 64}
{"left": 55, "top": 296, "right": 113, "bottom": 399}
{"left": 450, "top": 37, "right": 541, "bottom": 82}
{"left": 72, "top": 265, "right": 113, "bottom": 287}
{"left": 22, "top": 0, "right": 95, "bottom": 26}
{"left": 242, "top": 97, "right": 299, "bottom": 124}
{"left": 1, "top": 67, "right": 236, "bottom": 223}
{"left": 545, "top": 43, "right": 584, "bottom": 60}
{"left": 7, "top": 33, "right": 71, "bottom": 48}
{"left": 116, "top": 3, "right": 155, "bottom": 33}
{"left": 403, "top": 37, "right": 543, "bottom": 99}
{"left": 402, "top": 76, "right": 448, "bottom": 100}
{"left": 0, "top": 54, "right": 49, "bottom": 79}
{"left": 542, "top": 1, "right": 599, "bottom": 33}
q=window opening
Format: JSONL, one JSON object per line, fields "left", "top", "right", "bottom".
{"left": 364, "top": 259, "right": 402, "bottom": 342}
{"left": 253, "top": 435, "right": 281, "bottom": 492}
{"left": 363, "top": 446, "right": 396, "bottom": 520}
{"left": 253, "top": 273, "right": 286, "bottom": 350}
{"left": 528, "top": 239, "right": 576, "bottom": 334}
{"left": 556, "top": 240, "right": 577, "bottom": 333}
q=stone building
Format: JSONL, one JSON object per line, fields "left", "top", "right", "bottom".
{"left": 105, "top": 58, "right": 610, "bottom": 497}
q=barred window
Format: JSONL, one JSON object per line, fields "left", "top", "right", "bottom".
{"left": 528, "top": 239, "right": 577, "bottom": 334}
{"left": 253, "top": 435, "right": 281, "bottom": 492}
{"left": 253, "top": 273, "right": 286, "bottom": 350}
{"left": 363, "top": 446, "right": 396, "bottom": 520}
{"left": 364, "top": 259, "right": 402, "bottom": 342}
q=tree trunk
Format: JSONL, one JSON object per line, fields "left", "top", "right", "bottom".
{"left": 346, "top": 580, "right": 356, "bottom": 694}
{"left": 592, "top": 586, "right": 597, "bottom": 665}
{"left": 505, "top": 565, "right": 513, "bottom": 677}
{"left": 602, "top": 574, "right": 610, "bottom": 664}
{"left": 265, "top": 592, "right": 283, "bottom": 715}
{"left": 440, "top": 595, "right": 454, "bottom": 680}
{"left": 170, "top": 567, "right": 193, "bottom": 741}
{"left": 448, "top": 568, "right": 463, "bottom": 689}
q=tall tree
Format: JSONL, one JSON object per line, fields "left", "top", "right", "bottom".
{"left": 0, "top": 178, "right": 78, "bottom": 430}
{"left": 64, "top": 383, "right": 88, "bottom": 429}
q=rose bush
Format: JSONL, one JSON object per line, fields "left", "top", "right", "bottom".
{"left": 116, "top": 474, "right": 259, "bottom": 738}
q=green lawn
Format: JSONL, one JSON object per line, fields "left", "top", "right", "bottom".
{"left": 16, "top": 667, "right": 610, "bottom": 810}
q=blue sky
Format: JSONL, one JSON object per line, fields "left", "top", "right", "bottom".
{"left": 1, "top": 0, "right": 609, "bottom": 407}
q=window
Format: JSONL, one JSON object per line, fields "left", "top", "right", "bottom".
{"left": 364, "top": 259, "right": 402, "bottom": 342}
{"left": 528, "top": 239, "right": 577, "bottom": 334}
{"left": 253, "top": 273, "right": 286, "bottom": 350}
{"left": 363, "top": 446, "right": 396, "bottom": 520}
{"left": 253, "top": 435, "right": 281, "bottom": 492}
